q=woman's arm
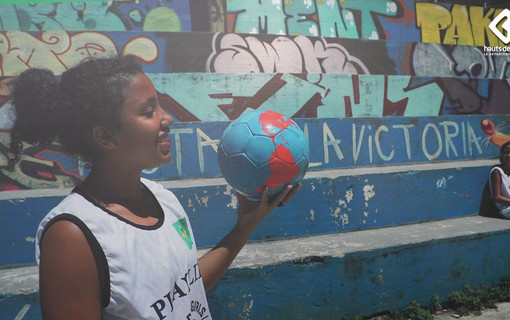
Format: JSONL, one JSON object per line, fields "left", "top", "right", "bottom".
{"left": 491, "top": 169, "right": 510, "bottom": 206}
{"left": 198, "top": 185, "right": 300, "bottom": 291}
{"left": 39, "top": 220, "right": 102, "bottom": 320}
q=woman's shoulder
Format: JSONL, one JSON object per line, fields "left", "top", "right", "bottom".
{"left": 141, "top": 178, "right": 175, "bottom": 198}
{"left": 491, "top": 165, "right": 504, "bottom": 174}
{"left": 41, "top": 192, "right": 92, "bottom": 223}
{"left": 141, "top": 178, "right": 186, "bottom": 217}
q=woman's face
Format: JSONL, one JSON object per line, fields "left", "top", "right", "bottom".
{"left": 501, "top": 143, "right": 510, "bottom": 164}
{"left": 111, "top": 72, "right": 174, "bottom": 170}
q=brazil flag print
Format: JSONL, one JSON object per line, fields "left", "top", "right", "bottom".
{"left": 172, "top": 218, "right": 194, "bottom": 250}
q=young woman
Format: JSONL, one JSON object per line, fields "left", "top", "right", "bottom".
{"left": 8, "top": 56, "right": 299, "bottom": 320}
{"left": 490, "top": 140, "right": 510, "bottom": 219}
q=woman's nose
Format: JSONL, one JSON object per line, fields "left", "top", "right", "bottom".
{"left": 159, "top": 107, "right": 174, "bottom": 128}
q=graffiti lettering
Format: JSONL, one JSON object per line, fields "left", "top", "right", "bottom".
{"left": 346, "top": 120, "right": 483, "bottom": 164}
{"left": 0, "top": 1, "right": 191, "bottom": 32}
{"left": 0, "top": 117, "right": 497, "bottom": 189}
{"left": 0, "top": 31, "right": 158, "bottom": 76}
{"left": 411, "top": 43, "right": 510, "bottom": 79}
{"left": 170, "top": 128, "right": 194, "bottom": 176}
{"left": 196, "top": 128, "right": 219, "bottom": 174}
{"left": 226, "top": 0, "right": 408, "bottom": 40}
{"left": 416, "top": 3, "right": 505, "bottom": 46}
{"left": 323, "top": 122, "right": 344, "bottom": 164}
{"left": 207, "top": 33, "right": 370, "bottom": 74}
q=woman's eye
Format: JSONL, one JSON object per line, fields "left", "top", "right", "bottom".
{"left": 144, "top": 108, "right": 155, "bottom": 117}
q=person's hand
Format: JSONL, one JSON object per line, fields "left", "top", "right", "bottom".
{"left": 236, "top": 184, "right": 301, "bottom": 230}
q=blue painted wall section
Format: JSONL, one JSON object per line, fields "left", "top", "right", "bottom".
{"left": 0, "top": 164, "right": 492, "bottom": 266}
{"left": 0, "top": 115, "right": 506, "bottom": 189}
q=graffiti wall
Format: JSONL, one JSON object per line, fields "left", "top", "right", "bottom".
{"left": 1, "top": 1, "right": 510, "bottom": 319}
{"left": 0, "top": 114, "right": 506, "bottom": 190}
{"left": 226, "top": 0, "right": 509, "bottom": 47}
{"left": 1, "top": 31, "right": 510, "bottom": 78}
{"left": 2, "top": 0, "right": 508, "bottom": 47}
{"left": 0, "top": 0, "right": 509, "bottom": 191}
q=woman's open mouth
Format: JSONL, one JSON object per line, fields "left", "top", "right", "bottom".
{"left": 157, "top": 133, "right": 171, "bottom": 152}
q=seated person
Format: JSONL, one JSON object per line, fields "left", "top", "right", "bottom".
{"left": 489, "top": 141, "right": 510, "bottom": 219}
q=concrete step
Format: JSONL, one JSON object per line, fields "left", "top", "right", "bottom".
{"left": 2, "top": 215, "right": 510, "bottom": 319}
{"left": 207, "top": 215, "right": 510, "bottom": 318}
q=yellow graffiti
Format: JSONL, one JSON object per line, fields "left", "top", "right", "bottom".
{"left": 416, "top": 3, "right": 506, "bottom": 46}
{"left": 144, "top": 7, "right": 181, "bottom": 32}
{"left": 0, "top": 31, "right": 158, "bottom": 76}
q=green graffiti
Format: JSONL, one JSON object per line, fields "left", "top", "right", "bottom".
{"left": 227, "top": 0, "right": 399, "bottom": 39}
{"left": 0, "top": 2, "right": 125, "bottom": 31}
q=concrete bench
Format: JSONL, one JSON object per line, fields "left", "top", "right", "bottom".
{"left": 2, "top": 158, "right": 509, "bottom": 319}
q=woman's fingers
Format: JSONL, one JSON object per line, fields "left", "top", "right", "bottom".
{"left": 277, "top": 184, "right": 301, "bottom": 207}
{"left": 238, "top": 183, "right": 302, "bottom": 213}
{"left": 269, "top": 183, "right": 301, "bottom": 208}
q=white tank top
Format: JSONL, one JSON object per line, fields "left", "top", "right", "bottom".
{"left": 35, "top": 178, "right": 212, "bottom": 320}
{"left": 490, "top": 166, "right": 510, "bottom": 212}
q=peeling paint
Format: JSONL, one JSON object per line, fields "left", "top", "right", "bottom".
{"left": 193, "top": 192, "right": 210, "bottom": 207}
{"left": 186, "top": 198, "right": 196, "bottom": 212}
{"left": 345, "top": 189, "right": 353, "bottom": 202}
{"left": 24, "top": 237, "right": 34, "bottom": 243}
{"left": 223, "top": 185, "right": 238, "bottom": 209}
{"left": 200, "top": 195, "right": 210, "bottom": 207}
{"left": 239, "top": 293, "right": 254, "bottom": 320}
{"left": 309, "top": 209, "right": 315, "bottom": 220}
{"left": 363, "top": 184, "right": 375, "bottom": 201}
{"left": 340, "top": 213, "right": 349, "bottom": 226}
{"left": 331, "top": 207, "right": 341, "bottom": 218}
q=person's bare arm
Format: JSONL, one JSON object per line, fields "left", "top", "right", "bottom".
{"left": 39, "top": 220, "right": 102, "bottom": 320}
{"left": 199, "top": 185, "right": 300, "bottom": 291}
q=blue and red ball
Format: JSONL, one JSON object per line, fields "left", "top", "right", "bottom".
{"left": 218, "top": 110, "right": 309, "bottom": 200}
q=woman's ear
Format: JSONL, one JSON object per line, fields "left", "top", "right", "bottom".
{"left": 92, "top": 126, "right": 117, "bottom": 150}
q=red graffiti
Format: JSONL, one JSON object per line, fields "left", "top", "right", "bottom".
{"left": 481, "top": 118, "right": 510, "bottom": 148}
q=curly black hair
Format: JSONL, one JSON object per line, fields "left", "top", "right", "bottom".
{"left": 8, "top": 55, "right": 142, "bottom": 170}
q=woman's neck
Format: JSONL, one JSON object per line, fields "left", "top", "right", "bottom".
{"left": 500, "top": 163, "right": 510, "bottom": 175}
{"left": 80, "top": 164, "right": 144, "bottom": 206}
{"left": 78, "top": 164, "right": 161, "bottom": 223}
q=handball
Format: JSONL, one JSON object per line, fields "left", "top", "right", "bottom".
{"left": 217, "top": 110, "right": 309, "bottom": 200}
